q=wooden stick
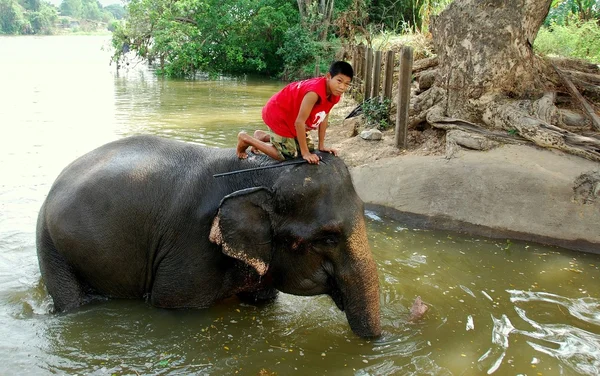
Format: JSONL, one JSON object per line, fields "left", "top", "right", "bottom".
{"left": 213, "top": 159, "right": 308, "bottom": 178}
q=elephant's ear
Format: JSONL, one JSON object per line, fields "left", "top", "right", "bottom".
{"left": 209, "top": 187, "right": 274, "bottom": 276}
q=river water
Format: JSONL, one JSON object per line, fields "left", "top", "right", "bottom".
{"left": 0, "top": 36, "right": 599, "bottom": 375}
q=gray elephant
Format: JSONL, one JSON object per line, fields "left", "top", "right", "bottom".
{"left": 36, "top": 135, "right": 381, "bottom": 338}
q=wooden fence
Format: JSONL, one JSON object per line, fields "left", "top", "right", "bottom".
{"left": 349, "top": 44, "right": 414, "bottom": 149}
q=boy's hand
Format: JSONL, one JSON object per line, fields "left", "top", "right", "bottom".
{"left": 319, "top": 147, "right": 339, "bottom": 156}
{"left": 302, "top": 152, "right": 321, "bottom": 164}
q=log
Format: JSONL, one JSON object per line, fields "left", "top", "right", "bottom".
{"left": 564, "top": 69, "right": 600, "bottom": 86}
{"left": 549, "top": 57, "right": 600, "bottom": 75}
{"left": 412, "top": 56, "right": 438, "bottom": 73}
{"left": 552, "top": 63, "right": 600, "bottom": 131}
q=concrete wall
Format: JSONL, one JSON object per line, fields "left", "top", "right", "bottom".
{"left": 350, "top": 145, "right": 600, "bottom": 254}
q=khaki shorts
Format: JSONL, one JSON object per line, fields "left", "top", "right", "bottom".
{"left": 270, "top": 131, "right": 315, "bottom": 160}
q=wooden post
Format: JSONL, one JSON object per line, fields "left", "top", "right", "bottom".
{"left": 351, "top": 46, "right": 357, "bottom": 77}
{"left": 371, "top": 50, "right": 382, "bottom": 99}
{"left": 395, "top": 46, "right": 413, "bottom": 150}
{"left": 364, "top": 47, "right": 373, "bottom": 100}
{"left": 355, "top": 44, "right": 363, "bottom": 84}
{"left": 383, "top": 50, "right": 395, "bottom": 100}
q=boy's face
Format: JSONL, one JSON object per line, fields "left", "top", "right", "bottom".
{"left": 327, "top": 73, "right": 352, "bottom": 97}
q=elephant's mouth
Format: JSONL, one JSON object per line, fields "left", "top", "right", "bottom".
{"left": 329, "top": 280, "right": 344, "bottom": 311}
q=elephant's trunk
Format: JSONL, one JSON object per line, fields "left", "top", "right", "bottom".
{"left": 337, "top": 217, "right": 381, "bottom": 338}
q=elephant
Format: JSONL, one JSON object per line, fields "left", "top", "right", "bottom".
{"left": 36, "top": 135, "right": 381, "bottom": 338}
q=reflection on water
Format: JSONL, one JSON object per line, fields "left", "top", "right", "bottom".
{"left": 0, "top": 36, "right": 599, "bottom": 375}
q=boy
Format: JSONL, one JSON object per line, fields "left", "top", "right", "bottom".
{"left": 236, "top": 61, "right": 353, "bottom": 165}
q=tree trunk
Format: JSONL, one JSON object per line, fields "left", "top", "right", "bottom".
{"left": 297, "top": 0, "right": 335, "bottom": 41}
{"left": 430, "top": 0, "right": 552, "bottom": 120}
{"left": 411, "top": 0, "right": 600, "bottom": 162}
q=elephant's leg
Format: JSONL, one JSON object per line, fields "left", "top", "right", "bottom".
{"left": 149, "top": 262, "right": 215, "bottom": 309}
{"left": 37, "top": 230, "right": 87, "bottom": 312}
{"left": 237, "top": 288, "right": 279, "bottom": 305}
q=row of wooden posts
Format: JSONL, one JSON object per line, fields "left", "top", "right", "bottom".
{"left": 348, "top": 45, "right": 415, "bottom": 149}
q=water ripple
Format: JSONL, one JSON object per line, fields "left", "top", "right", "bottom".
{"left": 508, "top": 289, "right": 600, "bottom": 326}
{"left": 478, "top": 314, "right": 514, "bottom": 374}
{"left": 513, "top": 305, "right": 600, "bottom": 375}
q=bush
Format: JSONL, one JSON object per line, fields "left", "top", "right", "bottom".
{"left": 277, "top": 24, "right": 320, "bottom": 79}
{"left": 362, "top": 98, "right": 392, "bottom": 130}
{"left": 534, "top": 20, "right": 600, "bottom": 64}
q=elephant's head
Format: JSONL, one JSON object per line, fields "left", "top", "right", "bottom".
{"left": 209, "top": 154, "right": 381, "bottom": 338}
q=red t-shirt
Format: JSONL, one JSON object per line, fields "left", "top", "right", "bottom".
{"left": 262, "top": 76, "right": 341, "bottom": 138}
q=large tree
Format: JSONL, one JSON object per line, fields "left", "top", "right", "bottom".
{"left": 412, "top": 0, "right": 600, "bottom": 161}
{"left": 111, "top": 0, "right": 297, "bottom": 77}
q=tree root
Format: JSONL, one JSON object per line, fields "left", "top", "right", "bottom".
{"left": 409, "top": 88, "right": 600, "bottom": 162}
{"left": 483, "top": 100, "right": 600, "bottom": 162}
{"left": 407, "top": 86, "right": 446, "bottom": 128}
{"left": 425, "top": 104, "right": 529, "bottom": 158}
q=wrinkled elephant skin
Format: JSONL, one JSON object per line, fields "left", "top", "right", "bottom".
{"left": 36, "top": 135, "right": 381, "bottom": 338}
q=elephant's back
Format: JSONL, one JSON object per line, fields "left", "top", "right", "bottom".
{"left": 38, "top": 136, "right": 215, "bottom": 295}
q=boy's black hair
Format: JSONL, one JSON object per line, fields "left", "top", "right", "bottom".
{"left": 329, "top": 61, "right": 354, "bottom": 80}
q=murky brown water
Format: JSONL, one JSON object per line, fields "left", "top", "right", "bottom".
{"left": 1, "top": 36, "right": 599, "bottom": 375}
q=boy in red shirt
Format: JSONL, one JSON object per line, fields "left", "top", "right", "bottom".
{"left": 236, "top": 61, "right": 353, "bottom": 165}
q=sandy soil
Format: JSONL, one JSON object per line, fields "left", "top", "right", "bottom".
{"left": 324, "top": 96, "right": 446, "bottom": 167}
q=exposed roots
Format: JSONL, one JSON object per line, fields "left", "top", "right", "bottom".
{"left": 483, "top": 100, "right": 600, "bottom": 162}
{"left": 409, "top": 86, "right": 600, "bottom": 161}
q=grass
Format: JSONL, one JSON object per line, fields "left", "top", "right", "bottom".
{"left": 534, "top": 21, "right": 600, "bottom": 64}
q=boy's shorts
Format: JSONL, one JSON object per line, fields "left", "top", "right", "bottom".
{"left": 270, "top": 131, "right": 315, "bottom": 160}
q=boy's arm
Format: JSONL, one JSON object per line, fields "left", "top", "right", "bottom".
{"left": 295, "top": 92, "right": 320, "bottom": 164}
{"left": 317, "top": 114, "right": 338, "bottom": 156}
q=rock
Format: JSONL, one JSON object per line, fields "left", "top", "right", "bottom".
{"left": 341, "top": 117, "right": 361, "bottom": 137}
{"left": 360, "top": 128, "right": 383, "bottom": 140}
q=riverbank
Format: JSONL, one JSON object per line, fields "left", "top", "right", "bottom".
{"left": 327, "top": 98, "right": 600, "bottom": 254}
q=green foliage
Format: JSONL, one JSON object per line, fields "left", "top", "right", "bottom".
{"left": 277, "top": 24, "right": 319, "bottom": 79}
{"left": 82, "top": 0, "right": 102, "bottom": 21}
{"left": 112, "top": 0, "right": 299, "bottom": 78}
{"left": 104, "top": 4, "right": 125, "bottom": 20}
{"left": 366, "top": 0, "right": 453, "bottom": 33}
{"left": 60, "top": 0, "right": 82, "bottom": 17}
{"left": 368, "top": 0, "right": 420, "bottom": 32}
{"left": 0, "top": 0, "right": 26, "bottom": 34}
{"left": 362, "top": 98, "right": 392, "bottom": 130}
{"left": 535, "top": 20, "right": 600, "bottom": 63}
{"left": 418, "top": 0, "right": 453, "bottom": 32}
{"left": 547, "top": 0, "right": 600, "bottom": 25}
{"left": 29, "top": 2, "right": 58, "bottom": 34}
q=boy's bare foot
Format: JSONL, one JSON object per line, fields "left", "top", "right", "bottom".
{"left": 236, "top": 131, "right": 250, "bottom": 159}
{"left": 251, "top": 130, "right": 269, "bottom": 154}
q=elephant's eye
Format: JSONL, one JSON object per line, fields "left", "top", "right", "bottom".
{"left": 316, "top": 234, "right": 340, "bottom": 247}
